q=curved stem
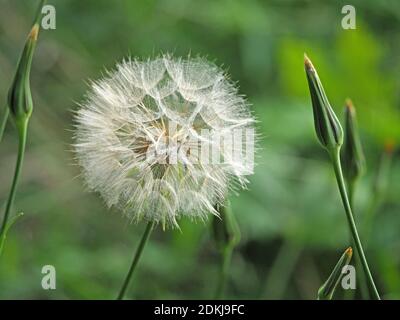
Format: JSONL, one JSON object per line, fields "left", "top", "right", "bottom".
{"left": 0, "top": 122, "right": 27, "bottom": 257}
{"left": 214, "top": 244, "right": 233, "bottom": 299}
{"left": 330, "top": 149, "right": 380, "bottom": 300}
{"left": 0, "top": 107, "right": 9, "bottom": 143}
{"left": 117, "top": 221, "right": 154, "bottom": 300}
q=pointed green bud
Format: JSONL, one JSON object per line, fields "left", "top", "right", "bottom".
{"left": 317, "top": 247, "right": 353, "bottom": 300}
{"left": 212, "top": 204, "right": 240, "bottom": 253}
{"left": 304, "top": 54, "right": 343, "bottom": 153}
{"left": 7, "top": 24, "right": 39, "bottom": 128}
{"left": 342, "top": 99, "right": 366, "bottom": 184}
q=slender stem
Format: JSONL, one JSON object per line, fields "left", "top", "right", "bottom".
{"left": 214, "top": 244, "right": 233, "bottom": 299}
{"left": 0, "top": 106, "right": 9, "bottom": 143}
{"left": 330, "top": 149, "right": 380, "bottom": 300}
{"left": 0, "top": 121, "right": 28, "bottom": 257}
{"left": 117, "top": 221, "right": 154, "bottom": 300}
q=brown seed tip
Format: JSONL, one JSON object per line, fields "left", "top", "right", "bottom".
{"left": 345, "top": 247, "right": 353, "bottom": 257}
{"left": 29, "top": 24, "right": 40, "bottom": 41}
{"left": 304, "top": 53, "right": 314, "bottom": 71}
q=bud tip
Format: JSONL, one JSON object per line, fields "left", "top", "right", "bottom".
{"left": 345, "top": 98, "right": 354, "bottom": 109}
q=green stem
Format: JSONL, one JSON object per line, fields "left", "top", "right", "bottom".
{"left": 0, "top": 121, "right": 28, "bottom": 257}
{"left": 117, "top": 221, "right": 154, "bottom": 300}
{"left": 262, "top": 241, "right": 302, "bottom": 299}
{"left": 330, "top": 149, "right": 380, "bottom": 300}
{"left": 363, "top": 150, "right": 392, "bottom": 246}
{"left": 0, "top": 106, "right": 9, "bottom": 143}
{"left": 214, "top": 244, "right": 234, "bottom": 299}
{"left": 345, "top": 180, "right": 370, "bottom": 300}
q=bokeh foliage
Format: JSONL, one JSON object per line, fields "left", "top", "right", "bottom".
{"left": 0, "top": 0, "right": 399, "bottom": 299}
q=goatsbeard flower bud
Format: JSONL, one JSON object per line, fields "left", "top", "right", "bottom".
{"left": 304, "top": 54, "right": 343, "bottom": 153}
{"left": 7, "top": 24, "right": 39, "bottom": 129}
{"left": 342, "top": 99, "right": 366, "bottom": 184}
{"left": 74, "top": 55, "right": 256, "bottom": 228}
{"left": 373, "top": 140, "right": 395, "bottom": 198}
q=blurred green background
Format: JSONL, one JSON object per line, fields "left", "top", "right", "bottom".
{"left": 0, "top": 0, "right": 399, "bottom": 299}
